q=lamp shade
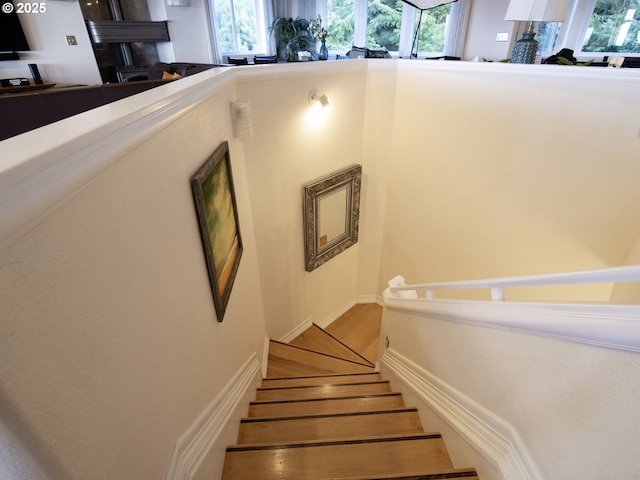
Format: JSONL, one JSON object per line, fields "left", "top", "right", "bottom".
{"left": 504, "top": 0, "right": 570, "bottom": 21}
{"left": 401, "top": 0, "right": 457, "bottom": 11}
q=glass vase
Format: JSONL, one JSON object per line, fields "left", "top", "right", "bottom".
{"left": 319, "top": 39, "right": 328, "bottom": 61}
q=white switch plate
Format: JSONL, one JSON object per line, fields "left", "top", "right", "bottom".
{"left": 496, "top": 32, "right": 509, "bottom": 42}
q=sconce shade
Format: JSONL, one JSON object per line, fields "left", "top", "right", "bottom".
{"left": 308, "top": 90, "right": 330, "bottom": 109}
{"left": 504, "top": 0, "right": 570, "bottom": 21}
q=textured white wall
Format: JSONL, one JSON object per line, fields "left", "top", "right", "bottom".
{"left": 2, "top": 59, "right": 640, "bottom": 480}
{"left": 235, "top": 63, "right": 379, "bottom": 339}
{"left": 0, "top": 80, "right": 267, "bottom": 479}
{"left": 377, "top": 62, "right": 640, "bottom": 302}
{"left": 382, "top": 307, "right": 640, "bottom": 479}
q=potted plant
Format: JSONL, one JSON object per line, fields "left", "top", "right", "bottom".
{"left": 269, "top": 17, "right": 315, "bottom": 62}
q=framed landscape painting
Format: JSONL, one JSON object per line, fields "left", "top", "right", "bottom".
{"left": 191, "top": 141, "right": 243, "bottom": 322}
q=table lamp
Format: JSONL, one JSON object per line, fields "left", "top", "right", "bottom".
{"left": 504, "top": 0, "right": 570, "bottom": 63}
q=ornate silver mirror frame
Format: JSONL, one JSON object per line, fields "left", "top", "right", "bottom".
{"left": 303, "top": 164, "right": 362, "bottom": 272}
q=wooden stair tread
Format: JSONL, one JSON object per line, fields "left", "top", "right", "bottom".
{"left": 238, "top": 408, "right": 424, "bottom": 444}
{"left": 325, "top": 303, "right": 383, "bottom": 365}
{"left": 329, "top": 468, "right": 480, "bottom": 479}
{"left": 222, "top": 434, "right": 453, "bottom": 479}
{"left": 261, "top": 371, "right": 381, "bottom": 388}
{"left": 267, "top": 340, "right": 375, "bottom": 378}
{"left": 222, "top": 305, "right": 478, "bottom": 479}
{"left": 255, "top": 380, "right": 391, "bottom": 401}
{"left": 290, "top": 323, "right": 375, "bottom": 366}
{"left": 248, "top": 392, "right": 406, "bottom": 417}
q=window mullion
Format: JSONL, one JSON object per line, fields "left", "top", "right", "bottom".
{"left": 399, "top": 4, "right": 416, "bottom": 57}
{"left": 354, "top": 0, "right": 368, "bottom": 47}
{"left": 558, "top": 0, "right": 596, "bottom": 54}
{"left": 229, "top": 0, "right": 239, "bottom": 52}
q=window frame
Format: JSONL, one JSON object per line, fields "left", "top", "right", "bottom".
{"left": 319, "top": 0, "right": 469, "bottom": 58}
{"left": 209, "top": 0, "right": 270, "bottom": 58}
{"left": 558, "top": 0, "right": 640, "bottom": 58}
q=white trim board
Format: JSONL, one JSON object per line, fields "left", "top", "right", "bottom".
{"left": 384, "top": 297, "right": 640, "bottom": 354}
{"left": 278, "top": 295, "right": 383, "bottom": 342}
{"left": 165, "top": 353, "right": 261, "bottom": 480}
{"left": 381, "top": 348, "right": 543, "bottom": 480}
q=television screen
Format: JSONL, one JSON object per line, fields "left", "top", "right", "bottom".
{"left": 0, "top": 5, "right": 31, "bottom": 52}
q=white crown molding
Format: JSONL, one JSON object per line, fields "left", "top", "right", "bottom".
{"left": 165, "top": 353, "right": 261, "bottom": 480}
{"left": 381, "top": 349, "right": 544, "bottom": 480}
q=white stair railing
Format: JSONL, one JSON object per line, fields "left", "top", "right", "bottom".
{"left": 383, "top": 265, "right": 640, "bottom": 353}
{"left": 384, "top": 265, "right": 640, "bottom": 302}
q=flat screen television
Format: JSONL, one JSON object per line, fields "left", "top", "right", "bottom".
{"left": 0, "top": 6, "right": 31, "bottom": 55}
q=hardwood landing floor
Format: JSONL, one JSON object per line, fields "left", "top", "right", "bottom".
{"left": 325, "top": 303, "right": 382, "bottom": 365}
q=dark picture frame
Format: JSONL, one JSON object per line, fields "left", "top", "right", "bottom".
{"left": 191, "top": 141, "right": 243, "bottom": 321}
{"left": 303, "top": 164, "right": 362, "bottom": 272}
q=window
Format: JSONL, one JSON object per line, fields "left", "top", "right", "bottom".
{"left": 556, "top": 0, "right": 640, "bottom": 57}
{"left": 326, "top": 0, "right": 356, "bottom": 52}
{"left": 536, "top": 22, "right": 564, "bottom": 54}
{"left": 212, "top": 0, "right": 267, "bottom": 54}
{"left": 322, "top": 0, "right": 465, "bottom": 57}
{"left": 412, "top": 3, "right": 454, "bottom": 55}
{"left": 582, "top": 0, "right": 640, "bottom": 54}
{"left": 366, "top": 0, "right": 403, "bottom": 51}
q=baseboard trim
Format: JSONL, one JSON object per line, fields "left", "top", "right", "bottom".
{"left": 165, "top": 353, "right": 261, "bottom": 480}
{"left": 381, "top": 348, "right": 543, "bottom": 480}
{"left": 279, "top": 317, "right": 313, "bottom": 344}
{"left": 277, "top": 296, "right": 381, "bottom": 342}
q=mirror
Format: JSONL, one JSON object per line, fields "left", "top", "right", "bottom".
{"left": 303, "top": 165, "right": 362, "bottom": 272}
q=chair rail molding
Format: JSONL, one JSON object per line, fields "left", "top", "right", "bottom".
{"left": 165, "top": 353, "right": 261, "bottom": 480}
{"left": 381, "top": 348, "right": 544, "bottom": 480}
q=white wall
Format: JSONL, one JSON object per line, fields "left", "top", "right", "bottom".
{"left": 381, "top": 307, "right": 640, "bottom": 479}
{"left": 0, "top": 73, "right": 267, "bottom": 479}
{"left": 1, "top": 1, "right": 102, "bottom": 85}
{"left": 149, "top": 0, "right": 214, "bottom": 64}
{"left": 463, "top": 0, "right": 515, "bottom": 61}
{"left": 377, "top": 62, "right": 640, "bottom": 302}
{"left": 235, "top": 62, "right": 378, "bottom": 339}
{"left": 610, "top": 234, "right": 640, "bottom": 302}
{"left": 2, "top": 58, "right": 640, "bottom": 480}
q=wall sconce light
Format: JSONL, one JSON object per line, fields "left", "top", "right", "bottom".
{"left": 308, "top": 89, "right": 330, "bottom": 109}
{"left": 230, "top": 100, "right": 254, "bottom": 141}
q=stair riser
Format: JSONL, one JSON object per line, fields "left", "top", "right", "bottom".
{"left": 261, "top": 372, "right": 381, "bottom": 388}
{"left": 222, "top": 436, "right": 453, "bottom": 480}
{"left": 238, "top": 409, "right": 424, "bottom": 444}
{"left": 248, "top": 393, "right": 406, "bottom": 418}
{"left": 255, "top": 381, "right": 391, "bottom": 401}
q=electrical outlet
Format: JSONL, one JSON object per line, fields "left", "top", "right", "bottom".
{"left": 66, "top": 35, "right": 77, "bottom": 46}
{"left": 496, "top": 32, "right": 509, "bottom": 42}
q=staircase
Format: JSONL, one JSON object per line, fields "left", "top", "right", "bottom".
{"left": 221, "top": 304, "right": 479, "bottom": 479}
